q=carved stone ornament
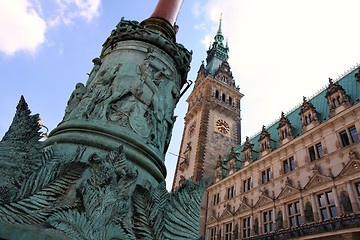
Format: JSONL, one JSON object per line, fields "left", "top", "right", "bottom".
{"left": 101, "top": 18, "right": 192, "bottom": 85}
{"left": 193, "top": 63, "right": 207, "bottom": 89}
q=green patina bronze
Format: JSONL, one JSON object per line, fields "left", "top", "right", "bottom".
{"left": 0, "top": 17, "right": 208, "bottom": 240}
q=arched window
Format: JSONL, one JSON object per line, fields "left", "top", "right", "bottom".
{"left": 222, "top": 93, "right": 226, "bottom": 102}
{"left": 215, "top": 90, "right": 219, "bottom": 99}
{"left": 229, "top": 96, "right": 232, "bottom": 105}
{"left": 332, "top": 98, "right": 338, "bottom": 108}
{"left": 337, "top": 96, "right": 342, "bottom": 104}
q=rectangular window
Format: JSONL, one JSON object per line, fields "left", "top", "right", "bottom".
{"left": 349, "top": 126, "right": 360, "bottom": 143}
{"left": 309, "top": 143, "right": 323, "bottom": 161}
{"left": 243, "top": 178, "right": 252, "bottom": 192}
{"left": 309, "top": 146, "right": 316, "bottom": 161}
{"left": 283, "top": 157, "right": 295, "bottom": 174}
{"left": 318, "top": 191, "right": 337, "bottom": 220}
{"left": 225, "top": 222, "right": 232, "bottom": 240}
{"left": 283, "top": 160, "right": 289, "bottom": 174}
{"left": 263, "top": 210, "right": 273, "bottom": 233}
{"left": 227, "top": 186, "right": 235, "bottom": 199}
{"left": 242, "top": 216, "right": 251, "bottom": 238}
{"left": 340, "top": 130, "right": 350, "bottom": 147}
{"left": 356, "top": 182, "right": 360, "bottom": 196}
{"left": 262, "top": 168, "right": 271, "bottom": 184}
{"left": 316, "top": 143, "right": 323, "bottom": 158}
{"left": 289, "top": 157, "right": 295, "bottom": 171}
{"left": 288, "top": 201, "right": 301, "bottom": 227}
{"left": 213, "top": 193, "right": 220, "bottom": 205}
{"left": 210, "top": 227, "right": 217, "bottom": 240}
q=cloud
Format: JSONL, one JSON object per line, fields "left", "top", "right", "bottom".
{"left": 194, "top": 23, "right": 205, "bottom": 30}
{"left": 0, "top": 0, "right": 46, "bottom": 55}
{"left": 200, "top": 34, "right": 212, "bottom": 50}
{"left": 54, "top": 0, "right": 101, "bottom": 25}
{"left": 0, "top": 0, "right": 102, "bottom": 55}
{"left": 192, "top": 2, "right": 201, "bottom": 18}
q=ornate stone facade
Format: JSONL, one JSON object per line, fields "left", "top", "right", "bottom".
{"left": 172, "top": 19, "right": 244, "bottom": 236}
{"left": 204, "top": 68, "right": 360, "bottom": 240}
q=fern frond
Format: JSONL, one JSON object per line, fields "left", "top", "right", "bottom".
{"left": 0, "top": 163, "right": 87, "bottom": 225}
{"left": 48, "top": 209, "right": 94, "bottom": 240}
{"left": 163, "top": 178, "right": 209, "bottom": 240}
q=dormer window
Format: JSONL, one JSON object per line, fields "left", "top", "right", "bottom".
{"left": 214, "top": 157, "right": 225, "bottom": 182}
{"left": 241, "top": 137, "right": 254, "bottom": 166}
{"left": 258, "top": 126, "right": 272, "bottom": 156}
{"left": 299, "top": 96, "right": 320, "bottom": 132}
{"left": 325, "top": 78, "right": 351, "bottom": 118}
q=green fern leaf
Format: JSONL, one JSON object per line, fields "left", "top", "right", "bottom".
{"left": 48, "top": 209, "right": 94, "bottom": 240}
{"left": 163, "top": 178, "right": 209, "bottom": 240}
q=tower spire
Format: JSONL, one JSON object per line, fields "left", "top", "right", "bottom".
{"left": 205, "top": 14, "right": 229, "bottom": 75}
{"left": 214, "top": 14, "right": 224, "bottom": 46}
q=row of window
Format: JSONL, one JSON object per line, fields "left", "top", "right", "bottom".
{"left": 210, "top": 183, "right": 360, "bottom": 239}
{"left": 215, "top": 126, "right": 359, "bottom": 204}
{"left": 245, "top": 125, "right": 359, "bottom": 164}
{"left": 215, "top": 90, "right": 233, "bottom": 105}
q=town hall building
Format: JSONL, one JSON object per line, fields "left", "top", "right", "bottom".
{"left": 173, "top": 20, "right": 360, "bottom": 240}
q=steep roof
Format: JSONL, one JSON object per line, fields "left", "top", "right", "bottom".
{"left": 222, "top": 66, "right": 360, "bottom": 176}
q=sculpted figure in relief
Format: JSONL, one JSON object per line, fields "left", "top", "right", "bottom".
{"left": 85, "top": 57, "right": 102, "bottom": 87}
{"left": 63, "top": 83, "right": 86, "bottom": 121}
{"left": 69, "top": 63, "right": 121, "bottom": 120}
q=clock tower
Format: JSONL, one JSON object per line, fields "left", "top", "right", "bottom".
{"left": 172, "top": 19, "right": 244, "bottom": 190}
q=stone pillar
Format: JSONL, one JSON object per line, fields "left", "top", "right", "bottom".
{"left": 347, "top": 182, "right": 360, "bottom": 212}
{"left": 332, "top": 187, "right": 341, "bottom": 216}
{"left": 299, "top": 196, "right": 306, "bottom": 224}
{"left": 311, "top": 193, "right": 320, "bottom": 221}
{"left": 282, "top": 203, "right": 287, "bottom": 229}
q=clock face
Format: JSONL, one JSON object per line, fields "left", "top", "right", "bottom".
{"left": 188, "top": 119, "right": 197, "bottom": 136}
{"left": 215, "top": 116, "right": 231, "bottom": 137}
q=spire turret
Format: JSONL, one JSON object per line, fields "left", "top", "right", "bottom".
{"left": 205, "top": 16, "right": 229, "bottom": 75}
{"left": 214, "top": 16, "right": 224, "bottom": 46}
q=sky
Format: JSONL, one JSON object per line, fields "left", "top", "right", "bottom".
{"left": 1, "top": 0, "right": 360, "bottom": 190}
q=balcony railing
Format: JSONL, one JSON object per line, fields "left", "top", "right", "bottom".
{"left": 242, "top": 213, "right": 360, "bottom": 240}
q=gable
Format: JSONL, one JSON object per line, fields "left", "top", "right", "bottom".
{"left": 254, "top": 194, "right": 273, "bottom": 208}
{"left": 277, "top": 185, "right": 300, "bottom": 199}
{"left": 207, "top": 215, "right": 218, "bottom": 224}
{"left": 218, "top": 209, "right": 233, "bottom": 221}
{"left": 304, "top": 173, "right": 332, "bottom": 190}
{"left": 235, "top": 202, "right": 252, "bottom": 215}
{"left": 338, "top": 159, "right": 360, "bottom": 177}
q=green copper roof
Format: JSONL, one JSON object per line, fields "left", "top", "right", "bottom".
{"left": 221, "top": 66, "right": 360, "bottom": 177}
{"left": 206, "top": 19, "right": 229, "bottom": 75}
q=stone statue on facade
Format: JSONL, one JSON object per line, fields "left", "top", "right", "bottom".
{"left": 340, "top": 191, "right": 353, "bottom": 213}
{"left": 305, "top": 201, "right": 314, "bottom": 222}
{"left": 276, "top": 211, "right": 283, "bottom": 229}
